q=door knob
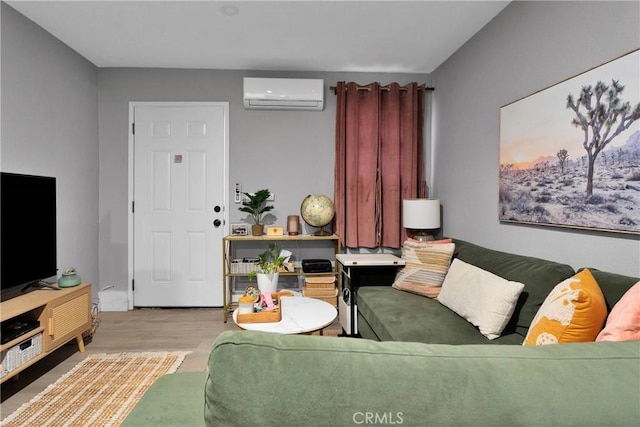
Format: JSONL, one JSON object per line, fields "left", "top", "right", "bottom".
{"left": 214, "top": 205, "right": 221, "bottom": 213}
{"left": 213, "top": 219, "right": 222, "bottom": 227}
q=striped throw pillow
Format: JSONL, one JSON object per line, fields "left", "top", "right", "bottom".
{"left": 391, "top": 241, "right": 455, "bottom": 298}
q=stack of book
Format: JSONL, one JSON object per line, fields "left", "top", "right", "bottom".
{"left": 302, "top": 275, "right": 338, "bottom": 307}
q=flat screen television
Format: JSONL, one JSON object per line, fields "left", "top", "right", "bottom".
{"left": 1, "top": 172, "right": 58, "bottom": 301}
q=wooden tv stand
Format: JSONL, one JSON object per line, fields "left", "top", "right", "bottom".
{"left": 0, "top": 283, "right": 91, "bottom": 383}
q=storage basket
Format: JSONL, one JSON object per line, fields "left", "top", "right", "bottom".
{"left": 0, "top": 332, "right": 42, "bottom": 378}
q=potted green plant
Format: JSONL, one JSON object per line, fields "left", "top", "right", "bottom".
{"left": 248, "top": 244, "right": 287, "bottom": 293}
{"left": 238, "top": 189, "right": 274, "bottom": 236}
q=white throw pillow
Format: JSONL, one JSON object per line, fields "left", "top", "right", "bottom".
{"left": 438, "top": 258, "right": 525, "bottom": 340}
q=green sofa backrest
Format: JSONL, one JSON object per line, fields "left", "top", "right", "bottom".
{"left": 452, "top": 239, "right": 640, "bottom": 337}
{"left": 206, "top": 331, "right": 640, "bottom": 426}
{"left": 452, "top": 239, "right": 575, "bottom": 336}
{"left": 585, "top": 268, "right": 639, "bottom": 310}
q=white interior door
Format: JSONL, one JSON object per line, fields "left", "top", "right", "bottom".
{"left": 132, "top": 103, "right": 228, "bottom": 306}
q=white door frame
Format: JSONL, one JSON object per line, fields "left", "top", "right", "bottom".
{"left": 127, "top": 101, "right": 229, "bottom": 309}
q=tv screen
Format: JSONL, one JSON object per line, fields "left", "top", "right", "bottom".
{"left": 1, "top": 172, "right": 57, "bottom": 300}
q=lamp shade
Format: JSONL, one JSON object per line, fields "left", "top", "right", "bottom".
{"left": 403, "top": 199, "right": 440, "bottom": 229}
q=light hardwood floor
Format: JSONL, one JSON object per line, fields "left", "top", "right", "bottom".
{"left": 1, "top": 308, "right": 341, "bottom": 420}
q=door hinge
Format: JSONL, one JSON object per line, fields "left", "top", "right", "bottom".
{"left": 132, "top": 123, "right": 135, "bottom": 135}
{"left": 132, "top": 279, "right": 135, "bottom": 290}
{"left": 132, "top": 201, "right": 135, "bottom": 213}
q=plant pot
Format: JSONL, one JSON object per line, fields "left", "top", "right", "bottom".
{"left": 256, "top": 273, "right": 279, "bottom": 293}
{"left": 251, "top": 224, "right": 264, "bottom": 236}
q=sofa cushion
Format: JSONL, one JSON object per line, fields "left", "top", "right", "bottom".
{"left": 121, "top": 372, "right": 207, "bottom": 427}
{"left": 357, "top": 286, "right": 523, "bottom": 345}
{"left": 584, "top": 269, "right": 639, "bottom": 310}
{"left": 524, "top": 269, "right": 607, "bottom": 345}
{"left": 597, "top": 281, "right": 640, "bottom": 342}
{"left": 206, "top": 330, "right": 640, "bottom": 427}
{"left": 452, "top": 239, "right": 575, "bottom": 336}
{"left": 438, "top": 259, "right": 525, "bottom": 340}
{"left": 391, "top": 241, "right": 455, "bottom": 298}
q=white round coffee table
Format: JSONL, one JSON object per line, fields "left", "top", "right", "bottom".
{"left": 233, "top": 296, "right": 337, "bottom": 335}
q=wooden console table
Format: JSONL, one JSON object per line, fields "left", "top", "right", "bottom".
{"left": 1, "top": 283, "right": 91, "bottom": 383}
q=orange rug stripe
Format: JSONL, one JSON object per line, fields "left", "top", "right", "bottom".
{"left": 2, "top": 351, "right": 190, "bottom": 427}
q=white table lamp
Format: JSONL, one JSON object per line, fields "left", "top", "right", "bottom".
{"left": 403, "top": 199, "right": 441, "bottom": 241}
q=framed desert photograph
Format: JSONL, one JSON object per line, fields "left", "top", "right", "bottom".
{"left": 499, "top": 49, "right": 640, "bottom": 235}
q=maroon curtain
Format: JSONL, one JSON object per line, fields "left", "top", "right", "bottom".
{"left": 334, "top": 82, "right": 426, "bottom": 249}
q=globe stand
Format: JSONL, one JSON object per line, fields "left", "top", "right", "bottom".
{"left": 312, "top": 226, "right": 332, "bottom": 236}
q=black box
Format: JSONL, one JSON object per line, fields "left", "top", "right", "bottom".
{"left": 302, "top": 259, "right": 332, "bottom": 273}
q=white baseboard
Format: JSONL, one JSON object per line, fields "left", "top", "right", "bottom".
{"left": 98, "top": 289, "right": 128, "bottom": 311}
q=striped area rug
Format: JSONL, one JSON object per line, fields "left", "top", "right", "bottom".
{"left": 2, "top": 351, "right": 190, "bottom": 427}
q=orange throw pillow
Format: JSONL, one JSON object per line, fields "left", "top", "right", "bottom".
{"left": 596, "top": 281, "right": 640, "bottom": 342}
{"left": 523, "top": 269, "right": 607, "bottom": 346}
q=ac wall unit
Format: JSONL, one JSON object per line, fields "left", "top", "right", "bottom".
{"left": 243, "top": 77, "right": 324, "bottom": 110}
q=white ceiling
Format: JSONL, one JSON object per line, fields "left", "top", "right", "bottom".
{"left": 7, "top": 1, "right": 510, "bottom": 74}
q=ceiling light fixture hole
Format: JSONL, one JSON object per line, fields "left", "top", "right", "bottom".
{"left": 220, "top": 5, "right": 239, "bottom": 17}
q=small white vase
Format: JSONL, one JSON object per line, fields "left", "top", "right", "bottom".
{"left": 256, "top": 273, "right": 279, "bottom": 293}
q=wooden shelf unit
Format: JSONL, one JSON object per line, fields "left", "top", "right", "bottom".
{"left": 222, "top": 234, "right": 341, "bottom": 322}
{"left": 1, "top": 283, "right": 91, "bottom": 383}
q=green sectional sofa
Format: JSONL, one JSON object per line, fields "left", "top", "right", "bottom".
{"left": 124, "top": 331, "right": 639, "bottom": 427}
{"left": 123, "top": 239, "right": 639, "bottom": 426}
{"left": 356, "top": 239, "right": 637, "bottom": 344}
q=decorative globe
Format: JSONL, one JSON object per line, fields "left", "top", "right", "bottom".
{"left": 300, "top": 194, "right": 335, "bottom": 235}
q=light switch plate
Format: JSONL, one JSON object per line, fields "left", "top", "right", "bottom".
{"left": 235, "top": 183, "right": 241, "bottom": 203}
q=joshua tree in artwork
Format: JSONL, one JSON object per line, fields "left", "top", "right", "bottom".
{"left": 566, "top": 79, "right": 640, "bottom": 196}
{"left": 557, "top": 149, "right": 569, "bottom": 174}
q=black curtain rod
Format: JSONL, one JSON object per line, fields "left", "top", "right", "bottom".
{"left": 330, "top": 84, "right": 435, "bottom": 94}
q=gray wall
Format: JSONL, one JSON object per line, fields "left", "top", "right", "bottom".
{"left": 1, "top": 3, "right": 99, "bottom": 290}
{"left": 97, "top": 69, "right": 428, "bottom": 292}
{"left": 432, "top": 1, "right": 640, "bottom": 276}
